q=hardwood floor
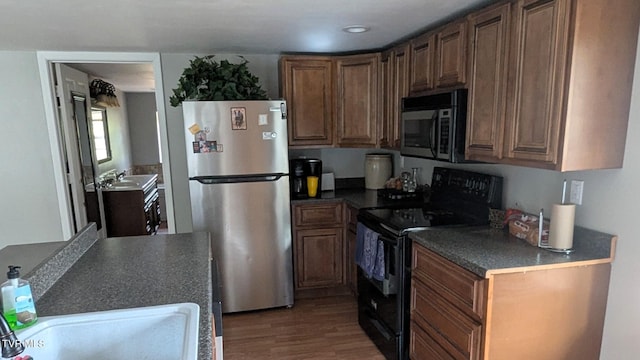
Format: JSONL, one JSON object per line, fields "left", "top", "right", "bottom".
{"left": 222, "top": 295, "right": 386, "bottom": 359}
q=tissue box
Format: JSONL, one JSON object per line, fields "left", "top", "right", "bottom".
{"left": 508, "top": 214, "right": 549, "bottom": 247}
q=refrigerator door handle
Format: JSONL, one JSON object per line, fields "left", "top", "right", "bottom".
{"left": 191, "top": 173, "right": 286, "bottom": 184}
{"left": 280, "top": 102, "right": 287, "bottom": 119}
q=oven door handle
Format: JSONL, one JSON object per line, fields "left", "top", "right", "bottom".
{"left": 380, "top": 223, "right": 400, "bottom": 236}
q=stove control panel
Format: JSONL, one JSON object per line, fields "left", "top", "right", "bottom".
{"left": 431, "top": 167, "right": 503, "bottom": 208}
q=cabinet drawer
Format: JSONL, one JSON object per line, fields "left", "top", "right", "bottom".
{"left": 410, "top": 320, "right": 461, "bottom": 360}
{"left": 411, "top": 278, "right": 481, "bottom": 360}
{"left": 294, "top": 203, "right": 343, "bottom": 227}
{"left": 412, "top": 245, "right": 484, "bottom": 319}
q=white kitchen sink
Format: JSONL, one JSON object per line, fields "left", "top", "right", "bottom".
{"left": 15, "top": 303, "right": 199, "bottom": 360}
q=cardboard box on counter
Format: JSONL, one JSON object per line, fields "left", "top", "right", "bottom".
{"left": 508, "top": 214, "right": 549, "bottom": 247}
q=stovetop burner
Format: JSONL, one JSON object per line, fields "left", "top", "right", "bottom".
{"left": 360, "top": 167, "right": 504, "bottom": 234}
{"left": 364, "top": 205, "right": 476, "bottom": 232}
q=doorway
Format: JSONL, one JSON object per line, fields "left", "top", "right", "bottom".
{"left": 37, "top": 52, "right": 175, "bottom": 240}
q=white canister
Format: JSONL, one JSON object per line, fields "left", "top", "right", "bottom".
{"left": 365, "top": 154, "right": 392, "bottom": 189}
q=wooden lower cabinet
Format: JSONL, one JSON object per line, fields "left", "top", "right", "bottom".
{"left": 410, "top": 242, "right": 612, "bottom": 360}
{"left": 292, "top": 202, "right": 348, "bottom": 298}
{"left": 411, "top": 245, "right": 483, "bottom": 360}
{"left": 345, "top": 204, "right": 359, "bottom": 295}
{"left": 294, "top": 228, "right": 344, "bottom": 288}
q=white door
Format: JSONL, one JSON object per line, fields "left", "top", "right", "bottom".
{"left": 54, "top": 63, "right": 106, "bottom": 237}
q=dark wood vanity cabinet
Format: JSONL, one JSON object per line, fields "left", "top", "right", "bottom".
{"left": 103, "top": 182, "right": 160, "bottom": 237}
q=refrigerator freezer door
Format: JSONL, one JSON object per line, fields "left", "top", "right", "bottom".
{"left": 190, "top": 175, "right": 293, "bottom": 313}
{"left": 183, "top": 100, "right": 289, "bottom": 177}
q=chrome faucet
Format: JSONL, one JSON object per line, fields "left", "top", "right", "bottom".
{"left": 0, "top": 312, "right": 24, "bottom": 358}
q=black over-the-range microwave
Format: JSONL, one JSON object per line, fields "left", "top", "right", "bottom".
{"left": 400, "top": 88, "right": 468, "bottom": 163}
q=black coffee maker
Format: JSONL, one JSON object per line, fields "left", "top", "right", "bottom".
{"left": 290, "top": 158, "right": 322, "bottom": 199}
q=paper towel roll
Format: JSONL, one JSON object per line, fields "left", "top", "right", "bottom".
{"left": 549, "top": 204, "right": 576, "bottom": 250}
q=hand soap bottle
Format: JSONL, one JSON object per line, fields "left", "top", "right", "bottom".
{"left": 1, "top": 265, "right": 37, "bottom": 330}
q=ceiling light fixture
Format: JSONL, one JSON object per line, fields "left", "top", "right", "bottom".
{"left": 342, "top": 25, "right": 370, "bottom": 34}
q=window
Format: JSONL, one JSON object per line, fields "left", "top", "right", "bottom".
{"left": 90, "top": 107, "right": 112, "bottom": 163}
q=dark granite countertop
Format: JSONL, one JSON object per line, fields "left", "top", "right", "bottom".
{"left": 34, "top": 232, "right": 214, "bottom": 359}
{"left": 292, "top": 188, "right": 425, "bottom": 209}
{"left": 0, "top": 241, "right": 66, "bottom": 276}
{"left": 409, "top": 226, "right": 615, "bottom": 278}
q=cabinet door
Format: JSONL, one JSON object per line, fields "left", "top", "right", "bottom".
{"left": 280, "top": 57, "right": 334, "bottom": 147}
{"left": 504, "top": 0, "right": 571, "bottom": 164}
{"left": 435, "top": 20, "right": 468, "bottom": 88}
{"left": 379, "top": 50, "right": 393, "bottom": 148}
{"left": 102, "top": 191, "right": 146, "bottom": 237}
{"left": 294, "top": 228, "right": 345, "bottom": 289}
{"left": 381, "top": 44, "right": 410, "bottom": 150}
{"left": 336, "top": 54, "right": 379, "bottom": 147}
{"left": 346, "top": 228, "right": 357, "bottom": 295}
{"left": 392, "top": 45, "right": 410, "bottom": 148}
{"left": 409, "top": 32, "right": 436, "bottom": 94}
{"left": 344, "top": 204, "right": 358, "bottom": 295}
{"left": 466, "top": 2, "right": 511, "bottom": 162}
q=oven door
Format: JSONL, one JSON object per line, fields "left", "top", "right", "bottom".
{"left": 360, "top": 231, "right": 401, "bottom": 296}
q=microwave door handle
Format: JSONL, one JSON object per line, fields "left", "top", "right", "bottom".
{"left": 429, "top": 112, "right": 438, "bottom": 158}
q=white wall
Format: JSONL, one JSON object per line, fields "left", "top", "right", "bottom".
{"left": 0, "top": 51, "right": 63, "bottom": 248}
{"left": 160, "top": 53, "right": 281, "bottom": 232}
{"left": 126, "top": 92, "right": 159, "bottom": 166}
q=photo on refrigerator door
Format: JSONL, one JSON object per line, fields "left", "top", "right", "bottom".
{"left": 192, "top": 140, "right": 217, "bottom": 153}
{"left": 231, "top": 107, "right": 247, "bottom": 130}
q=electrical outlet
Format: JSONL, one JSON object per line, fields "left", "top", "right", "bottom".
{"left": 570, "top": 180, "right": 584, "bottom": 205}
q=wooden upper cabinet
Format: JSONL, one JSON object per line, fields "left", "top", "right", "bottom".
{"left": 504, "top": 0, "right": 569, "bottom": 165}
{"left": 435, "top": 20, "right": 468, "bottom": 88}
{"left": 390, "top": 44, "right": 410, "bottom": 149}
{"left": 380, "top": 45, "right": 409, "bottom": 150}
{"left": 466, "top": 2, "right": 511, "bottom": 162}
{"left": 279, "top": 57, "right": 334, "bottom": 147}
{"left": 409, "top": 32, "right": 436, "bottom": 94}
{"left": 379, "top": 50, "right": 393, "bottom": 148}
{"left": 336, "top": 53, "right": 380, "bottom": 147}
{"left": 463, "top": 0, "right": 640, "bottom": 170}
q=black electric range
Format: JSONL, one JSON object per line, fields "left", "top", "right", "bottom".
{"left": 356, "top": 167, "right": 503, "bottom": 360}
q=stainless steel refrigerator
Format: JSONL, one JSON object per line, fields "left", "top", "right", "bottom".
{"left": 183, "top": 100, "right": 293, "bottom": 313}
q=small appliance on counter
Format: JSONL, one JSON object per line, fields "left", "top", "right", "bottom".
{"left": 289, "top": 158, "right": 322, "bottom": 199}
{"left": 321, "top": 172, "right": 335, "bottom": 191}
